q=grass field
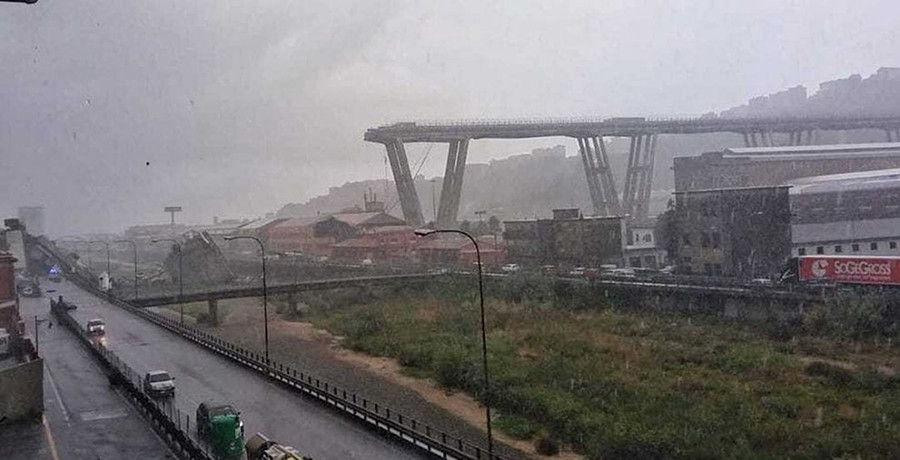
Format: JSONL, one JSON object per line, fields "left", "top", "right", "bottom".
{"left": 304, "top": 282, "right": 900, "bottom": 459}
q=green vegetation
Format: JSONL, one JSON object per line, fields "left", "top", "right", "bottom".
{"left": 304, "top": 280, "right": 900, "bottom": 459}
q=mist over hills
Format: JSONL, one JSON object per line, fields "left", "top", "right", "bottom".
{"left": 278, "top": 68, "right": 900, "bottom": 222}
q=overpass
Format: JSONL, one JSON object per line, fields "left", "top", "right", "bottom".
{"left": 364, "top": 114, "right": 900, "bottom": 225}
{"left": 130, "top": 273, "right": 444, "bottom": 308}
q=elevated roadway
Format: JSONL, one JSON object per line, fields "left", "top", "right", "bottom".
{"left": 365, "top": 114, "right": 900, "bottom": 224}
{"left": 131, "top": 273, "right": 442, "bottom": 308}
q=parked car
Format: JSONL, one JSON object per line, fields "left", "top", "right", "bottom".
{"left": 143, "top": 370, "right": 175, "bottom": 398}
{"left": 501, "top": 263, "right": 520, "bottom": 273}
{"left": 86, "top": 318, "right": 105, "bottom": 335}
{"left": 569, "top": 267, "right": 585, "bottom": 277}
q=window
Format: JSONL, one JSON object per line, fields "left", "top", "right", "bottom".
{"left": 835, "top": 245, "right": 843, "bottom": 253}
{"left": 852, "top": 243, "right": 860, "bottom": 252}
{"left": 682, "top": 234, "right": 692, "bottom": 246}
{"left": 891, "top": 241, "right": 897, "bottom": 249}
{"left": 713, "top": 264, "right": 723, "bottom": 276}
{"left": 701, "top": 232, "right": 710, "bottom": 248}
{"left": 871, "top": 242, "right": 878, "bottom": 251}
{"left": 798, "top": 247, "right": 806, "bottom": 256}
{"left": 711, "top": 232, "right": 721, "bottom": 249}
{"left": 643, "top": 233, "right": 653, "bottom": 243}
{"left": 816, "top": 246, "right": 824, "bottom": 255}
{"left": 704, "top": 263, "right": 713, "bottom": 275}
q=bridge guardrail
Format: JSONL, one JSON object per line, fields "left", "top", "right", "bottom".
{"left": 50, "top": 297, "right": 215, "bottom": 460}
{"left": 33, "top": 236, "right": 506, "bottom": 460}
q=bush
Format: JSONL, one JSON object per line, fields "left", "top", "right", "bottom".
{"left": 534, "top": 434, "right": 560, "bottom": 456}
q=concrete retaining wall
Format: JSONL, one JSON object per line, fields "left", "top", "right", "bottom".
{"left": 0, "top": 358, "right": 43, "bottom": 421}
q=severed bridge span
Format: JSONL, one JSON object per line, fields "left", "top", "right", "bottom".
{"left": 364, "top": 115, "right": 900, "bottom": 226}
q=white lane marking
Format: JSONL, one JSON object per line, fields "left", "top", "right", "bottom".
{"left": 79, "top": 407, "right": 129, "bottom": 422}
{"left": 45, "top": 365, "right": 70, "bottom": 423}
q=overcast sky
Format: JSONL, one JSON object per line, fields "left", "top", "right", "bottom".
{"left": 2, "top": 0, "right": 898, "bottom": 234}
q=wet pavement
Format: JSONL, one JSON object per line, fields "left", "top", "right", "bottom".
{"left": 44, "top": 280, "right": 425, "bottom": 459}
{"left": 0, "top": 287, "right": 172, "bottom": 460}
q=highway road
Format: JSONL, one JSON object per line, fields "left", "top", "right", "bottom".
{"left": 50, "top": 280, "right": 425, "bottom": 459}
{"left": 4, "top": 293, "right": 171, "bottom": 459}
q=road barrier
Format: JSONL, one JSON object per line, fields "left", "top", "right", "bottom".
{"left": 50, "top": 298, "right": 215, "bottom": 460}
{"left": 34, "top": 235, "right": 506, "bottom": 460}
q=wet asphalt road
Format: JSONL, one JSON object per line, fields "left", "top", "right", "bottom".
{"left": 3, "top": 289, "right": 172, "bottom": 460}
{"left": 49, "top": 280, "right": 425, "bottom": 459}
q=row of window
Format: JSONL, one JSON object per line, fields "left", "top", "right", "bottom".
{"left": 797, "top": 241, "right": 898, "bottom": 256}
{"left": 682, "top": 232, "right": 721, "bottom": 249}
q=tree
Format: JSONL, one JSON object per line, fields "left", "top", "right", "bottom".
{"left": 488, "top": 216, "right": 501, "bottom": 234}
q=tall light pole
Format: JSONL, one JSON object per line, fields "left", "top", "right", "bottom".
{"left": 151, "top": 238, "right": 183, "bottom": 325}
{"left": 414, "top": 228, "right": 492, "bottom": 458}
{"left": 114, "top": 240, "right": 139, "bottom": 300}
{"left": 224, "top": 235, "right": 269, "bottom": 365}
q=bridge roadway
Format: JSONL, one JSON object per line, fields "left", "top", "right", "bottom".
{"left": 365, "top": 114, "right": 900, "bottom": 142}
{"left": 53, "top": 280, "right": 424, "bottom": 460}
{"left": 131, "top": 273, "right": 443, "bottom": 307}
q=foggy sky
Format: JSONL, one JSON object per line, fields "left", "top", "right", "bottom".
{"left": 2, "top": 0, "right": 898, "bottom": 234}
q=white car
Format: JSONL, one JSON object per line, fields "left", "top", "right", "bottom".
{"left": 501, "top": 263, "right": 520, "bottom": 273}
{"left": 143, "top": 370, "right": 175, "bottom": 398}
{"left": 86, "top": 319, "right": 105, "bottom": 335}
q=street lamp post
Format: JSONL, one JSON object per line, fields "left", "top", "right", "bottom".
{"left": 114, "top": 240, "right": 139, "bottom": 300}
{"left": 224, "top": 235, "right": 269, "bottom": 365}
{"left": 151, "top": 239, "right": 183, "bottom": 325}
{"left": 414, "top": 228, "right": 493, "bottom": 458}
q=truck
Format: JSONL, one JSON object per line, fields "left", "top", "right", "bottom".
{"left": 782, "top": 255, "right": 900, "bottom": 287}
{"left": 196, "top": 402, "right": 245, "bottom": 457}
{"left": 245, "top": 432, "right": 312, "bottom": 460}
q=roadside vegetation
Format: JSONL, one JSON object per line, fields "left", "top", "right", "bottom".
{"left": 302, "top": 276, "right": 900, "bottom": 459}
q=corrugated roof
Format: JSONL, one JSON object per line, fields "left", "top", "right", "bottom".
{"left": 793, "top": 217, "right": 900, "bottom": 244}
{"left": 788, "top": 168, "right": 900, "bottom": 195}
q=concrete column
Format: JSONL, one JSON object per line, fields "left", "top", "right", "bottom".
{"left": 207, "top": 299, "right": 219, "bottom": 326}
{"left": 435, "top": 139, "right": 469, "bottom": 227}
{"left": 384, "top": 140, "right": 424, "bottom": 227}
{"left": 577, "top": 137, "right": 602, "bottom": 215}
{"left": 887, "top": 129, "right": 895, "bottom": 143}
{"left": 622, "top": 133, "right": 656, "bottom": 219}
{"left": 436, "top": 141, "right": 460, "bottom": 226}
{"left": 594, "top": 136, "right": 621, "bottom": 215}
{"left": 742, "top": 131, "right": 750, "bottom": 147}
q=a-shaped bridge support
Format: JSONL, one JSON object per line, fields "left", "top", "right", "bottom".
{"left": 622, "top": 134, "right": 657, "bottom": 219}
{"left": 383, "top": 140, "right": 425, "bottom": 227}
{"left": 436, "top": 139, "right": 469, "bottom": 228}
{"left": 577, "top": 136, "right": 620, "bottom": 216}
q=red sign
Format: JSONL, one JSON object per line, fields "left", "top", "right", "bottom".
{"left": 798, "top": 256, "right": 900, "bottom": 285}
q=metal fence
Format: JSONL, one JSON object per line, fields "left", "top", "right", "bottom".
{"left": 36, "top": 236, "right": 505, "bottom": 460}
{"left": 50, "top": 298, "right": 215, "bottom": 460}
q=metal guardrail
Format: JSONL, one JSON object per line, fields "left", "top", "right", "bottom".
{"left": 33, "top": 236, "right": 505, "bottom": 460}
{"left": 50, "top": 298, "right": 214, "bottom": 460}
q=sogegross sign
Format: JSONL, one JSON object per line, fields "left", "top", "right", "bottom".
{"left": 799, "top": 256, "right": 900, "bottom": 285}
